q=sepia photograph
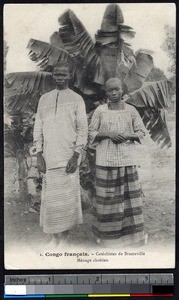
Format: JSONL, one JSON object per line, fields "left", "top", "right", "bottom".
{"left": 4, "top": 3, "right": 175, "bottom": 269}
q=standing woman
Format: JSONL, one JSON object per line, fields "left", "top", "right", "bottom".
{"left": 89, "top": 78, "right": 147, "bottom": 247}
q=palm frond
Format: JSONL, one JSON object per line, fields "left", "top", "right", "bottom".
{"left": 122, "top": 44, "right": 136, "bottom": 67}
{"left": 93, "top": 4, "right": 135, "bottom": 83}
{"left": 5, "top": 72, "right": 55, "bottom": 114}
{"left": 126, "top": 80, "right": 172, "bottom": 148}
{"left": 139, "top": 107, "right": 171, "bottom": 148}
{"left": 26, "top": 6, "right": 135, "bottom": 93}
{"left": 124, "top": 51, "right": 154, "bottom": 92}
{"left": 50, "top": 31, "right": 65, "bottom": 49}
{"left": 98, "top": 4, "right": 135, "bottom": 43}
{"left": 95, "top": 31, "right": 119, "bottom": 45}
{"left": 128, "top": 80, "right": 171, "bottom": 108}
{"left": 121, "top": 30, "right": 136, "bottom": 39}
{"left": 27, "top": 39, "right": 72, "bottom": 71}
{"left": 58, "top": 9, "right": 96, "bottom": 65}
{"left": 48, "top": 9, "right": 98, "bottom": 94}
{"left": 100, "top": 4, "right": 124, "bottom": 32}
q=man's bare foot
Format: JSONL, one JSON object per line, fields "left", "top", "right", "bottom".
{"left": 44, "top": 237, "right": 59, "bottom": 250}
{"left": 44, "top": 232, "right": 69, "bottom": 250}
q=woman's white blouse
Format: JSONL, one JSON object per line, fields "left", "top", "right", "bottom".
{"left": 89, "top": 103, "right": 147, "bottom": 167}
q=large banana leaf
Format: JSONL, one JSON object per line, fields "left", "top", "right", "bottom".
{"left": 5, "top": 72, "right": 55, "bottom": 114}
{"left": 94, "top": 5, "right": 150, "bottom": 90}
{"left": 12, "top": 4, "right": 172, "bottom": 148}
{"left": 26, "top": 5, "right": 153, "bottom": 94}
{"left": 126, "top": 80, "right": 172, "bottom": 148}
{"left": 27, "top": 39, "right": 72, "bottom": 71}
{"left": 58, "top": 9, "right": 97, "bottom": 65}
{"left": 57, "top": 9, "right": 99, "bottom": 93}
{"left": 128, "top": 80, "right": 171, "bottom": 108}
{"left": 99, "top": 4, "right": 135, "bottom": 40}
{"left": 93, "top": 4, "right": 135, "bottom": 85}
{"left": 124, "top": 51, "right": 154, "bottom": 92}
{"left": 27, "top": 9, "right": 98, "bottom": 94}
{"left": 100, "top": 4, "right": 135, "bottom": 39}
{"left": 100, "top": 3, "right": 124, "bottom": 31}
{"left": 50, "top": 32, "right": 65, "bottom": 49}
{"left": 27, "top": 6, "right": 136, "bottom": 91}
{"left": 137, "top": 107, "right": 171, "bottom": 148}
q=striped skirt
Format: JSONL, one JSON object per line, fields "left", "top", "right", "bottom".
{"left": 40, "top": 167, "right": 82, "bottom": 234}
{"left": 92, "top": 165, "right": 144, "bottom": 246}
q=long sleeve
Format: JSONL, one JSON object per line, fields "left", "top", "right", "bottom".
{"left": 74, "top": 99, "right": 88, "bottom": 153}
{"left": 33, "top": 97, "right": 44, "bottom": 153}
{"left": 131, "top": 106, "right": 148, "bottom": 142}
{"left": 88, "top": 106, "right": 101, "bottom": 148}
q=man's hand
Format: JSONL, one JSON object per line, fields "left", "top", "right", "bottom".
{"left": 80, "top": 152, "right": 90, "bottom": 174}
{"left": 37, "top": 152, "right": 46, "bottom": 174}
{"left": 66, "top": 152, "right": 79, "bottom": 174}
{"left": 108, "top": 132, "right": 128, "bottom": 143}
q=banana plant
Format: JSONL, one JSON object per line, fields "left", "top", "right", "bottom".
{"left": 4, "top": 4, "right": 172, "bottom": 198}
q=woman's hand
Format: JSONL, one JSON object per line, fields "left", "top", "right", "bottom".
{"left": 96, "top": 131, "right": 127, "bottom": 143}
{"left": 37, "top": 152, "right": 46, "bottom": 174}
{"left": 108, "top": 132, "right": 128, "bottom": 143}
{"left": 125, "top": 134, "right": 140, "bottom": 143}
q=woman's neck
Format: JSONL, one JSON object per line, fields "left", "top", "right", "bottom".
{"left": 108, "top": 100, "right": 124, "bottom": 110}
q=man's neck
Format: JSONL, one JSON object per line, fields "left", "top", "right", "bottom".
{"left": 56, "top": 85, "right": 69, "bottom": 90}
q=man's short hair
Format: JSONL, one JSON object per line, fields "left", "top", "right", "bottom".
{"left": 53, "top": 61, "right": 71, "bottom": 72}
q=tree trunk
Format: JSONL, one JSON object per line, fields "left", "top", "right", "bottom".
{"left": 16, "top": 150, "right": 28, "bottom": 200}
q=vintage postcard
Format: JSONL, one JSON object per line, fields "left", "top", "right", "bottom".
{"left": 4, "top": 3, "right": 175, "bottom": 269}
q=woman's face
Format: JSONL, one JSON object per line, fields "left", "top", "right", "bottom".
{"left": 106, "top": 81, "right": 123, "bottom": 102}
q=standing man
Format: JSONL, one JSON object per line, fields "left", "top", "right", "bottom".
{"left": 34, "top": 61, "right": 88, "bottom": 247}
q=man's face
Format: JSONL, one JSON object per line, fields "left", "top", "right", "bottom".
{"left": 53, "top": 66, "right": 71, "bottom": 89}
{"left": 106, "top": 81, "right": 123, "bottom": 102}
